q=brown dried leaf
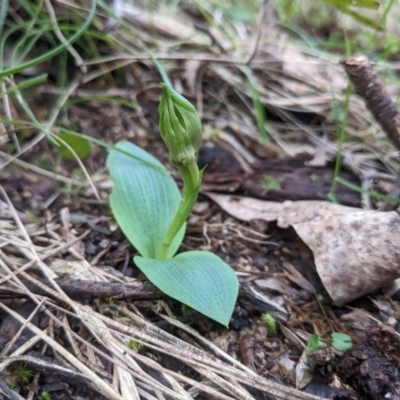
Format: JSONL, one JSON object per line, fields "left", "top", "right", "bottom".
{"left": 205, "top": 192, "right": 283, "bottom": 221}
{"left": 279, "top": 201, "right": 400, "bottom": 306}
{"left": 184, "top": 60, "right": 203, "bottom": 95}
{"left": 208, "top": 194, "right": 400, "bottom": 306}
{"left": 368, "top": 325, "right": 400, "bottom": 366}
{"left": 280, "top": 45, "right": 347, "bottom": 95}
{"left": 282, "top": 261, "right": 314, "bottom": 294}
{"left": 121, "top": 5, "right": 212, "bottom": 47}
{"left": 276, "top": 353, "right": 296, "bottom": 385}
{"left": 296, "top": 349, "right": 316, "bottom": 389}
{"left": 255, "top": 277, "right": 302, "bottom": 301}
{"left": 340, "top": 309, "right": 377, "bottom": 342}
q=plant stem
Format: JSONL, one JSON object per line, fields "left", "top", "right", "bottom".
{"left": 158, "top": 162, "right": 201, "bottom": 259}
{"left": 179, "top": 161, "right": 199, "bottom": 195}
{"left": 328, "top": 82, "right": 351, "bottom": 202}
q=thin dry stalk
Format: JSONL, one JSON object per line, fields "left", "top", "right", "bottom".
{"left": 341, "top": 55, "right": 400, "bottom": 151}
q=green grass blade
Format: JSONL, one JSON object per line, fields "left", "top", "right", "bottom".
{"left": 335, "top": 177, "right": 400, "bottom": 204}
{"left": 0, "top": 0, "right": 97, "bottom": 79}
{"left": 0, "top": 74, "right": 48, "bottom": 96}
{"left": 246, "top": 70, "right": 268, "bottom": 142}
{"left": 7, "top": 78, "right": 58, "bottom": 144}
{"left": 67, "top": 96, "right": 139, "bottom": 110}
{"left": 0, "top": 0, "right": 8, "bottom": 38}
{"left": 58, "top": 129, "right": 168, "bottom": 173}
{"left": 324, "top": 0, "right": 383, "bottom": 31}
{"left": 328, "top": 82, "right": 351, "bottom": 201}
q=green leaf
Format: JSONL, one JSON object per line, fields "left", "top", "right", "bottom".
{"left": 0, "top": 0, "right": 97, "bottom": 79}
{"left": 324, "top": 0, "right": 379, "bottom": 9}
{"left": 260, "top": 175, "right": 281, "bottom": 191}
{"left": 107, "top": 141, "right": 185, "bottom": 259}
{"left": 134, "top": 251, "right": 239, "bottom": 326}
{"left": 335, "top": 177, "right": 400, "bottom": 203}
{"left": 331, "top": 332, "right": 353, "bottom": 351}
{"left": 59, "top": 129, "right": 166, "bottom": 172}
{"left": 55, "top": 132, "right": 91, "bottom": 159}
{"left": 324, "top": 0, "right": 383, "bottom": 30}
{"left": 306, "top": 333, "right": 324, "bottom": 355}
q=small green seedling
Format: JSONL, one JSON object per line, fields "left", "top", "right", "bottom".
{"left": 107, "top": 84, "right": 239, "bottom": 326}
{"left": 5, "top": 379, "right": 15, "bottom": 389}
{"left": 260, "top": 175, "right": 281, "bottom": 191}
{"left": 14, "top": 362, "right": 34, "bottom": 384}
{"left": 306, "top": 332, "right": 353, "bottom": 355}
{"left": 306, "top": 333, "right": 325, "bottom": 355}
{"left": 127, "top": 340, "right": 143, "bottom": 351}
{"left": 261, "top": 313, "right": 277, "bottom": 337}
{"left": 40, "top": 390, "right": 52, "bottom": 400}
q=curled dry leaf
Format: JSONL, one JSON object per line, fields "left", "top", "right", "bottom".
{"left": 207, "top": 193, "right": 400, "bottom": 306}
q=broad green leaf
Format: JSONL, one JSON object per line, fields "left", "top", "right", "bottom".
{"left": 134, "top": 251, "right": 239, "bottom": 326}
{"left": 306, "top": 333, "right": 323, "bottom": 355}
{"left": 107, "top": 141, "right": 185, "bottom": 259}
{"left": 331, "top": 332, "right": 353, "bottom": 351}
{"left": 55, "top": 132, "right": 91, "bottom": 159}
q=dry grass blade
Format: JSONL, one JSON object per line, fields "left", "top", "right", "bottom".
{"left": 0, "top": 192, "right": 328, "bottom": 398}
{"left": 0, "top": 303, "right": 123, "bottom": 400}
{"left": 1, "top": 189, "right": 327, "bottom": 399}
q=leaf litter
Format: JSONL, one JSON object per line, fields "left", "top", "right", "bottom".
{"left": 1, "top": 0, "right": 400, "bottom": 399}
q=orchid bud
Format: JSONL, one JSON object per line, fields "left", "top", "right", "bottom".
{"left": 159, "top": 83, "right": 202, "bottom": 167}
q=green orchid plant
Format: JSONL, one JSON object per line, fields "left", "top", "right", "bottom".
{"left": 107, "top": 84, "right": 239, "bottom": 326}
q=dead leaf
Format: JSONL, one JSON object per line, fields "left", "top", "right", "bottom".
{"left": 276, "top": 353, "right": 296, "bottom": 384}
{"left": 280, "top": 325, "right": 306, "bottom": 351}
{"left": 305, "top": 138, "right": 328, "bottom": 167}
{"left": 296, "top": 349, "right": 316, "bottom": 389}
{"left": 184, "top": 60, "right": 202, "bottom": 94}
{"left": 279, "top": 44, "right": 347, "bottom": 95}
{"left": 255, "top": 277, "right": 302, "bottom": 301}
{"left": 121, "top": 5, "right": 212, "bottom": 47}
{"left": 206, "top": 192, "right": 284, "bottom": 221}
{"left": 207, "top": 193, "right": 400, "bottom": 306}
{"left": 282, "top": 261, "right": 314, "bottom": 294}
